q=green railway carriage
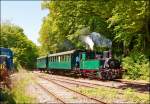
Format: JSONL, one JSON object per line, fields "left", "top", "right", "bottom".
{"left": 48, "top": 50, "right": 81, "bottom": 70}
{"left": 37, "top": 56, "right": 47, "bottom": 69}
{"left": 36, "top": 49, "right": 123, "bottom": 80}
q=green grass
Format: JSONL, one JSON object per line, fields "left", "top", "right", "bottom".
{"left": 11, "top": 71, "right": 36, "bottom": 103}
{"left": 75, "top": 86, "right": 150, "bottom": 103}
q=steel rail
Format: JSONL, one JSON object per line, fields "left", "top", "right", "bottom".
{"left": 35, "top": 81, "right": 66, "bottom": 104}
{"left": 36, "top": 72, "right": 149, "bottom": 94}
{"left": 35, "top": 71, "right": 149, "bottom": 85}
{"left": 44, "top": 77, "right": 95, "bottom": 88}
{"left": 44, "top": 75, "right": 118, "bottom": 88}
{"left": 42, "top": 74, "right": 150, "bottom": 94}
{"left": 39, "top": 76, "right": 106, "bottom": 104}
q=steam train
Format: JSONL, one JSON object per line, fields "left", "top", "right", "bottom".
{"left": 0, "top": 47, "right": 13, "bottom": 88}
{"left": 37, "top": 50, "right": 123, "bottom": 80}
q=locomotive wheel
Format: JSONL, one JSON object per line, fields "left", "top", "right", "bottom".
{"left": 107, "top": 70, "right": 113, "bottom": 80}
{"left": 117, "top": 74, "right": 123, "bottom": 79}
{"left": 100, "top": 71, "right": 107, "bottom": 80}
{"left": 116, "top": 71, "right": 123, "bottom": 79}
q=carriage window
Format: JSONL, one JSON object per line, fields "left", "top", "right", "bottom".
{"left": 56, "top": 56, "right": 57, "bottom": 62}
{"left": 68, "top": 54, "right": 70, "bottom": 61}
{"left": 50, "top": 57, "right": 52, "bottom": 62}
{"left": 63, "top": 55, "right": 65, "bottom": 62}
{"left": 65, "top": 55, "right": 67, "bottom": 62}
{"left": 55, "top": 56, "right": 56, "bottom": 62}
{"left": 57, "top": 56, "right": 59, "bottom": 61}
{"left": 50, "top": 57, "right": 51, "bottom": 62}
{"left": 59, "top": 56, "right": 61, "bottom": 61}
{"left": 66, "top": 55, "right": 68, "bottom": 62}
{"left": 52, "top": 57, "right": 53, "bottom": 62}
{"left": 63, "top": 56, "right": 65, "bottom": 62}
{"left": 62, "top": 56, "right": 64, "bottom": 61}
{"left": 67, "top": 55, "right": 69, "bottom": 61}
{"left": 60, "top": 56, "right": 61, "bottom": 61}
{"left": 54, "top": 56, "right": 56, "bottom": 62}
{"left": 64, "top": 55, "right": 66, "bottom": 62}
{"left": 58, "top": 56, "right": 60, "bottom": 62}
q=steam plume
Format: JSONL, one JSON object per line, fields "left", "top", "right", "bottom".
{"left": 80, "top": 31, "right": 112, "bottom": 50}
{"left": 81, "top": 36, "right": 94, "bottom": 50}
{"left": 90, "top": 32, "right": 112, "bottom": 48}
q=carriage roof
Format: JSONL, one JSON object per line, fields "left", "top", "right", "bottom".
{"left": 37, "top": 56, "right": 47, "bottom": 59}
{"left": 48, "top": 50, "right": 76, "bottom": 57}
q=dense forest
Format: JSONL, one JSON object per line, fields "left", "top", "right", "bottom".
{"left": 39, "top": 0, "right": 149, "bottom": 80}
{"left": 1, "top": 22, "right": 38, "bottom": 70}
{"left": 0, "top": 0, "right": 149, "bottom": 80}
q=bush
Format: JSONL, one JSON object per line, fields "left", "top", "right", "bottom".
{"left": 122, "top": 52, "right": 149, "bottom": 80}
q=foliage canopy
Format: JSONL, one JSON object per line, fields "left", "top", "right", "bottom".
{"left": 1, "top": 22, "right": 38, "bottom": 69}
{"left": 39, "top": 0, "right": 150, "bottom": 80}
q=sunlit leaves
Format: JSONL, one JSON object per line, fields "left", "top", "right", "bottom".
{"left": 1, "top": 23, "right": 38, "bottom": 69}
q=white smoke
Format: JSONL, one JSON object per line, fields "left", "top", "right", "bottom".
{"left": 90, "top": 32, "right": 112, "bottom": 48}
{"left": 81, "top": 36, "right": 94, "bottom": 50}
{"left": 80, "top": 32, "right": 112, "bottom": 50}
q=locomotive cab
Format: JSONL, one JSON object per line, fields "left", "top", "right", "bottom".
{"left": 102, "top": 51, "right": 121, "bottom": 69}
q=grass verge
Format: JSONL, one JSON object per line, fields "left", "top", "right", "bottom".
{"left": 75, "top": 86, "right": 150, "bottom": 103}
{"left": 11, "top": 70, "right": 36, "bottom": 103}
{"left": 0, "top": 70, "right": 36, "bottom": 104}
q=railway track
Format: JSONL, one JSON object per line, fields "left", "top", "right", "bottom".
{"left": 38, "top": 75, "right": 106, "bottom": 104}
{"left": 35, "top": 71, "right": 149, "bottom": 93}
{"left": 35, "top": 80, "right": 66, "bottom": 104}
{"left": 40, "top": 74, "right": 120, "bottom": 88}
{"left": 40, "top": 73, "right": 149, "bottom": 93}
{"left": 41, "top": 76, "right": 95, "bottom": 88}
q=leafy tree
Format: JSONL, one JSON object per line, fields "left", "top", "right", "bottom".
{"left": 39, "top": 0, "right": 150, "bottom": 80}
{"left": 108, "top": 0, "right": 150, "bottom": 56}
{"left": 1, "top": 22, "right": 38, "bottom": 69}
{"left": 39, "top": 0, "right": 115, "bottom": 53}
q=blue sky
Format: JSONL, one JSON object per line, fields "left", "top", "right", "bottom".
{"left": 1, "top": 0, "right": 49, "bottom": 45}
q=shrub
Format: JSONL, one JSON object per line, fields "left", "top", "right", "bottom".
{"left": 122, "top": 52, "right": 149, "bottom": 80}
